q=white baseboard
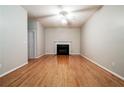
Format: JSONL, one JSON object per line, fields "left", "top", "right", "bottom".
{"left": 70, "top": 53, "right": 80, "bottom": 55}
{"left": 0, "top": 62, "right": 28, "bottom": 77}
{"left": 35, "top": 54, "right": 44, "bottom": 58}
{"left": 28, "top": 54, "right": 45, "bottom": 59}
{"left": 45, "top": 53, "right": 55, "bottom": 55}
{"left": 81, "top": 54, "right": 124, "bottom": 81}
{"left": 45, "top": 53, "right": 80, "bottom": 55}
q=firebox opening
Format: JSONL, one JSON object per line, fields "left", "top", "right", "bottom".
{"left": 57, "top": 44, "right": 69, "bottom": 55}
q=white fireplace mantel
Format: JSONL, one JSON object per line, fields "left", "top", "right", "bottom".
{"left": 54, "top": 41, "right": 72, "bottom": 54}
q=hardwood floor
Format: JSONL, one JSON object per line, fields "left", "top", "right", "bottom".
{"left": 1, "top": 55, "right": 124, "bottom": 87}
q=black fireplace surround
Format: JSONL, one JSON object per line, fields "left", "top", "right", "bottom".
{"left": 57, "top": 44, "right": 69, "bottom": 55}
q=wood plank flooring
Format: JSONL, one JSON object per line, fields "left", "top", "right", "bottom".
{"left": 0, "top": 55, "right": 124, "bottom": 87}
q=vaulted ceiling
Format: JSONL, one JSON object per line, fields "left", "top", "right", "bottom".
{"left": 22, "top": 5, "right": 102, "bottom": 27}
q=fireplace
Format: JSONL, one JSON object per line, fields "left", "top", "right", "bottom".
{"left": 57, "top": 44, "right": 69, "bottom": 55}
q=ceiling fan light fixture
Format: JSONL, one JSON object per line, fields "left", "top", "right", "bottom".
{"left": 61, "top": 19, "right": 68, "bottom": 24}
{"left": 59, "top": 14, "right": 65, "bottom": 18}
{"left": 54, "top": 8, "right": 62, "bottom": 15}
{"left": 56, "top": 14, "right": 64, "bottom": 20}
{"left": 66, "top": 13, "right": 74, "bottom": 19}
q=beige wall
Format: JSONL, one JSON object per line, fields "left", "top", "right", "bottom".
{"left": 45, "top": 27, "right": 81, "bottom": 54}
{"left": 0, "top": 19, "right": 3, "bottom": 75}
{"left": 0, "top": 6, "right": 28, "bottom": 76}
{"left": 36, "top": 21, "right": 45, "bottom": 57}
{"left": 81, "top": 5, "right": 124, "bottom": 78}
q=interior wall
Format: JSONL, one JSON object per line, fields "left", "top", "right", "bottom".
{"left": 0, "top": 17, "right": 3, "bottom": 75}
{"left": 36, "top": 21, "right": 45, "bottom": 57}
{"left": 0, "top": 6, "right": 27, "bottom": 76}
{"left": 28, "top": 19, "right": 45, "bottom": 58}
{"left": 45, "top": 27, "right": 81, "bottom": 54}
{"left": 81, "top": 5, "right": 124, "bottom": 78}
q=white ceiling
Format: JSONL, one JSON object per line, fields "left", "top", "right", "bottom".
{"left": 22, "top": 5, "right": 102, "bottom": 27}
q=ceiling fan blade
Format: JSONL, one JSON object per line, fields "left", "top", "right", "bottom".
{"left": 58, "top": 5, "right": 64, "bottom": 10}
{"left": 33, "top": 5, "right": 64, "bottom": 19}
{"left": 35, "top": 13, "right": 57, "bottom": 19}
{"left": 71, "top": 5, "right": 103, "bottom": 13}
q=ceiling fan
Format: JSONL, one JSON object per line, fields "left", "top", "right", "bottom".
{"left": 36, "top": 5, "right": 103, "bottom": 25}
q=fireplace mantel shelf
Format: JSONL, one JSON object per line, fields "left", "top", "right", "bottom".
{"left": 54, "top": 41, "right": 72, "bottom": 43}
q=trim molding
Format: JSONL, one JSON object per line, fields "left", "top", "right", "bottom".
{"left": 0, "top": 62, "right": 28, "bottom": 77}
{"left": 81, "top": 54, "right": 124, "bottom": 81}
{"left": 35, "top": 54, "right": 44, "bottom": 59}
{"left": 28, "top": 54, "right": 45, "bottom": 59}
{"left": 45, "top": 53, "right": 55, "bottom": 55}
{"left": 70, "top": 53, "right": 80, "bottom": 55}
{"left": 45, "top": 53, "right": 81, "bottom": 55}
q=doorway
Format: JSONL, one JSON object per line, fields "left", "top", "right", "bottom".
{"left": 28, "top": 31, "right": 36, "bottom": 59}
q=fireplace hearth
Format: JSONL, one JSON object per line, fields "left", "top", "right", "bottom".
{"left": 57, "top": 44, "right": 69, "bottom": 55}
